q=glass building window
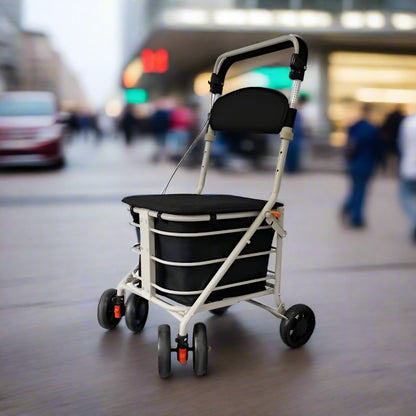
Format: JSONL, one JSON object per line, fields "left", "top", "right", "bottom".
{"left": 351, "top": 0, "right": 386, "bottom": 10}
{"left": 239, "top": 0, "right": 415, "bottom": 11}
{"left": 351, "top": 0, "right": 414, "bottom": 11}
{"left": 383, "top": 0, "right": 415, "bottom": 11}
{"left": 256, "top": 0, "right": 291, "bottom": 9}
{"left": 306, "top": 0, "right": 343, "bottom": 12}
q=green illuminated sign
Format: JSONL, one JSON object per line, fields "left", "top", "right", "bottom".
{"left": 125, "top": 89, "right": 147, "bottom": 104}
{"left": 252, "top": 67, "right": 292, "bottom": 89}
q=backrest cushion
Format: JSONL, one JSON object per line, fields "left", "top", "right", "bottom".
{"left": 209, "top": 87, "right": 289, "bottom": 134}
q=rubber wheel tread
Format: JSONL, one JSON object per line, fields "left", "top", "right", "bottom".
{"left": 158, "top": 325, "right": 172, "bottom": 379}
{"left": 97, "top": 288, "right": 121, "bottom": 330}
{"left": 193, "top": 323, "right": 208, "bottom": 376}
{"left": 125, "top": 294, "right": 149, "bottom": 333}
{"left": 279, "top": 304, "right": 315, "bottom": 349}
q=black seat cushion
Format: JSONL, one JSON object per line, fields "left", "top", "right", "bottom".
{"left": 122, "top": 194, "right": 283, "bottom": 215}
{"left": 209, "top": 87, "right": 289, "bottom": 134}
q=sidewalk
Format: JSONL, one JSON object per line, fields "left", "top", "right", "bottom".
{"left": 1, "top": 136, "right": 415, "bottom": 416}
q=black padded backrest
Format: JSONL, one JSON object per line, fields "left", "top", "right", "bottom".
{"left": 209, "top": 87, "right": 289, "bottom": 134}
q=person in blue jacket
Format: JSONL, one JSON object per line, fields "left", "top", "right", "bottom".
{"left": 341, "top": 104, "right": 384, "bottom": 228}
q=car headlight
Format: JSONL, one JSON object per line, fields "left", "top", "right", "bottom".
{"left": 37, "top": 125, "right": 62, "bottom": 140}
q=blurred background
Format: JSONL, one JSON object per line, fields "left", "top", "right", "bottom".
{"left": 0, "top": 0, "right": 415, "bottom": 168}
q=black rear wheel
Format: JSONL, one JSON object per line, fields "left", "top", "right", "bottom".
{"left": 193, "top": 323, "right": 208, "bottom": 376}
{"left": 279, "top": 304, "right": 315, "bottom": 348}
{"left": 125, "top": 294, "right": 149, "bottom": 333}
{"left": 97, "top": 288, "right": 121, "bottom": 330}
{"left": 158, "top": 325, "right": 172, "bottom": 379}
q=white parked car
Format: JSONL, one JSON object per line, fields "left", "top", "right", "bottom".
{"left": 0, "top": 91, "right": 65, "bottom": 167}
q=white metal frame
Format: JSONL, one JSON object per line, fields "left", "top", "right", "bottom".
{"left": 116, "top": 34, "right": 304, "bottom": 337}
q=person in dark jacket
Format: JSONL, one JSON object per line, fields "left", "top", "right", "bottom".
{"left": 381, "top": 105, "right": 404, "bottom": 175}
{"left": 120, "top": 104, "right": 136, "bottom": 145}
{"left": 151, "top": 107, "right": 171, "bottom": 162}
{"left": 381, "top": 105, "right": 404, "bottom": 156}
{"left": 341, "top": 104, "right": 384, "bottom": 228}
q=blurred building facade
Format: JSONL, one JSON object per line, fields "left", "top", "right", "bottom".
{"left": 0, "top": 0, "right": 22, "bottom": 91}
{"left": 121, "top": 0, "right": 416, "bottom": 146}
{"left": 18, "top": 31, "right": 88, "bottom": 110}
{"left": 18, "top": 31, "right": 60, "bottom": 94}
{"left": 1, "top": 0, "right": 88, "bottom": 110}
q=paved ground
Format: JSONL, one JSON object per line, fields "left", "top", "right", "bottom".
{"left": 1, "top": 136, "right": 415, "bottom": 416}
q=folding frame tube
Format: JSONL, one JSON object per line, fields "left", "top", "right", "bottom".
{"left": 196, "top": 127, "right": 215, "bottom": 194}
{"left": 213, "top": 34, "right": 301, "bottom": 78}
{"left": 117, "top": 269, "right": 136, "bottom": 298}
{"left": 137, "top": 208, "right": 156, "bottom": 296}
{"left": 246, "top": 299, "right": 287, "bottom": 320}
{"left": 273, "top": 233, "right": 284, "bottom": 306}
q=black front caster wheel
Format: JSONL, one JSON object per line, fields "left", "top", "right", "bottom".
{"left": 97, "top": 288, "right": 121, "bottom": 330}
{"left": 158, "top": 325, "right": 172, "bottom": 379}
{"left": 125, "top": 294, "right": 149, "bottom": 333}
{"left": 280, "top": 304, "right": 315, "bottom": 348}
{"left": 193, "top": 323, "right": 208, "bottom": 376}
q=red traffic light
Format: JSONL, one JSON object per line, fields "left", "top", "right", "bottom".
{"left": 141, "top": 49, "right": 168, "bottom": 73}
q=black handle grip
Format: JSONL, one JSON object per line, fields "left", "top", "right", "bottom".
{"left": 210, "top": 35, "right": 308, "bottom": 94}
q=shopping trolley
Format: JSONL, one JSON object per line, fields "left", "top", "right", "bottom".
{"left": 97, "top": 34, "right": 316, "bottom": 378}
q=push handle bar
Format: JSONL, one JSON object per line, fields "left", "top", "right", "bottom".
{"left": 210, "top": 34, "right": 308, "bottom": 95}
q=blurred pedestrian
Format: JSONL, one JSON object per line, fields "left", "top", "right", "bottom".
{"left": 90, "top": 113, "right": 102, "bottom": 141}
{"left": 341, "top": 103, "right": 384, "bottom": 228}
{"left": 120, "top": 104, "right": 136, "bottom": 145}
{"left": 151, "top": 104, "right": 171, "bottom": 162}
{"left": 67, "top": 110, "right": 80, "bottom": 139}
{"left": 78, "top": 110, "right": 95, "bottom": 139}
{"left": 166, "top": 103, "right": 195, "bottom": 162}
{"left": 381, "top": 105, "right": 404, "bottom": 175}
{"left": 397, "top": 111, "right": 416, "bottom": 244}
{"left": 211, "top": 131, "right": 241, "bottom": 170}
{"left": 96, "top": 110, "right": 115, "bottom": 139}
{"left": 285, "top": 94, "right": 309, "bottom": 173}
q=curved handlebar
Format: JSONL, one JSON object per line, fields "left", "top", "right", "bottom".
{"left": 210, "top": 34, "right": 308, "bottom": 94}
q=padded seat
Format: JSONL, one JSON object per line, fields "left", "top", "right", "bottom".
{"left": 122, "top": 194, "right": 283, "bottom": 216}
